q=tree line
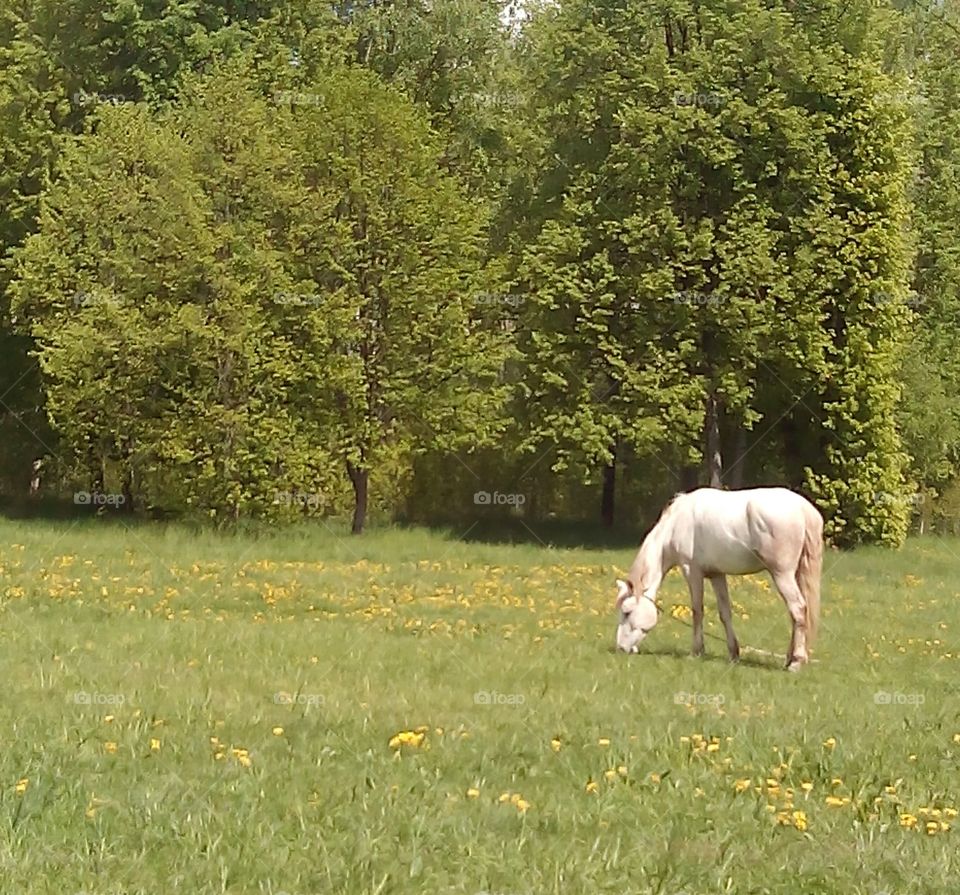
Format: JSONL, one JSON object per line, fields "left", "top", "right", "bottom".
{"left": 1, "top": 0, "right": 959, "bottom": 544}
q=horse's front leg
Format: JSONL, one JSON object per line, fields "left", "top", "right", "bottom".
{"left": 709, "top": 574, "right": 740, "bottom": 662}
{"left": 684, "top": 567, "right": 705, "bottom": 657}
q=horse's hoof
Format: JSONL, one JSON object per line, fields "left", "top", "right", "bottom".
{"left": 786, "top": 660, "right": 804, "bottom": 672}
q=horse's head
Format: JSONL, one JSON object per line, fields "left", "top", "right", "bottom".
{"left": 615, "top": 578, "right": 658, "bottom": 653}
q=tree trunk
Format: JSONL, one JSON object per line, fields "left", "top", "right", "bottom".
{"left": 91, "top": 452, "right": 105, "bottom": 495}
{"left": 705, "top": 392, "right": 723, "bottom": 488}
{"left": 121, "top": 467, "right": 134, "bottom": 513}
{"left": 29, "top": 457, "right": 43, "bottom": 497}
{"left": 600, "top": 446, "right": 616, "bottom": 527}
{"left": 347, "top": 460, "right": 369, "bottom": 534}
{"left": 728, "top": 423, "right": 747, "bottom": 489}
{"left": 680, "top": 464, "right": 699, "bottom": 491}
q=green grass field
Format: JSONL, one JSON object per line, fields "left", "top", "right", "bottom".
{"left": 0, "top": 517, "right": 958, "bottom": 894}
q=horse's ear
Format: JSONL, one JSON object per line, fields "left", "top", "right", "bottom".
{"left": 615, "top": 578, "right": 634, "bottom": 606}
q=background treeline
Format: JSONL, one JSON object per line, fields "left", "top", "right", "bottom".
{"left": 1, "top": 0, "right": 960, "bottom": 544}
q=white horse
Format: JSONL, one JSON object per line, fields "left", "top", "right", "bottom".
{"left": 615, "top": 487, "right": 823, "bottom": 671}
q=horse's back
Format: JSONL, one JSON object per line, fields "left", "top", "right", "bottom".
{"left": 672, "top": 487, "right": 817, "bottom": 574}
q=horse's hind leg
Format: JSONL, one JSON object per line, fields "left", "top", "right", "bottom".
{"left": 771, "top": 570, "right": 808, "bottom": 671}
{"left": 709, "top": 575, "right": 740, "bottom": 662}
{"left": 684, "top": 567, "right": 705, "bottom": 657}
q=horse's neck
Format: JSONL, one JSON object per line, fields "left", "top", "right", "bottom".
{"left": 636, "top": 518, "right": 672, "bottom": 583}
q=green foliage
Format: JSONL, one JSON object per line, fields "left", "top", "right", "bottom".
{"left": 11, "top": 63, "right": 503, "bottom": 524}
{"left": 511, "top": 0, "right": 914, "bottom": 542}
{"left": 1, "top": 0, "right": 959, "bottom": 542}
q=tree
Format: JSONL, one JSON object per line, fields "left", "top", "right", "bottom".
{"left": 275, "top": 67, "right": 508, "bottom": 532}
{"left": 509, "top": 0, "right": 913, "bottom": 542}
{"left": 10, "top": 63, "right": 506, "bottom": 528}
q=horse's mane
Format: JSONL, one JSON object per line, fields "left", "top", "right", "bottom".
{"left": 657, "top": 492, "right": 685, "bottom": 523}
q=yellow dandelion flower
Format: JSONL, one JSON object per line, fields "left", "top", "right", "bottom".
{"left": 550, "top": 738, "right": 562, "bottom": 753}
{"left": 793, "top": 810, "right": 808, "bottom": 831}
{"left": 150, "top": 738, "right": 161, "bottom": 751}
{"left": 908, "top": 754, "right": 917, "bottom": 761}
{"left": 103, "top": 715, "right": 114, "bottom": 724}
{"left": 706, "top": 743, "right": 720, "bottom": 752}
{"left": 800, "top": 782, "right": 813, "bottom": 792}
{"left": 945, "top": 808, "right": 958, "bottom": 819}
{"left": 900, "top": 813, "right": 918, "bottom": 828}
{"left": 15, "top": 778, "right": 28, "bottom": 795}
{"left": 466, "top": 788, "right": 480, "bottom": 799}
{"left": 272, "top": 727, "right": 284, "bottom": 736}
{"left": 926, "top": 821, "right": 939, "bottom": 835}
{"left": 617, "top": 765, "right": 628, "bottom": 777}
{"left": 516, "top": 798, "right": 531, "bottom": 813}
{"left": 510, "top": 793, "right": 522, "bottom": 805}
{"left": 825, "top": 796, "right": 847, "bottom": 807}
{"left": 597, "top": 737, "right": 610, "bottom": 747}
{"left": 585, "top": 780, "right": 599, "bottom": 794}
{"left": 104, "top": 742, "right": 118, "bottom": 754}
{"left": 499, "top": 792, "right": 512, "bottom": 803}
{"left": 823, "top": 737, "right": 836, "bottom": 749}
{"left": 734, "top": 779, "right": 751, "bottom": 794}
{"left": 830, "top": 778, "right": 843, "bottom": 787}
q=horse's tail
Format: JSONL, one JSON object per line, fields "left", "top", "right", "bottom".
{"left": 796, "top": 504, "right": 823, "bottom": 650}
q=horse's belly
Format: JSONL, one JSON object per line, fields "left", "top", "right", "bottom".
{"left": 699, "top": 541, "right": 766, "bottom": 576}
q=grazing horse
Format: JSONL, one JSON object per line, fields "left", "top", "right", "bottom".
{"left": 615, "top": 487, "right": 823, "bottom": 671}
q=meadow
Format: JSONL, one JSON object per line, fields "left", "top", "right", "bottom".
{"left": 0, "top": 516, "right": 958, "bottom": 895}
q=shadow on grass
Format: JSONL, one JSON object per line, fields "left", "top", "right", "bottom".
{"left": 416, "top": 516, "right": 648, "bottom": 551}
{"left": 609, "top": 641, "right": 780, "bottom": 671}
{"left": 0, "top": 497, "right": 648, "bottom": 553}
